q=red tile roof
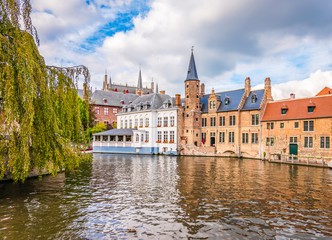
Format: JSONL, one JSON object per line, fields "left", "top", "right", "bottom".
{"left": 262, "top": 95, "right": 332, "bottom": 121}
{"left": 316, "top": 86, "right": 332, "bottom": 96}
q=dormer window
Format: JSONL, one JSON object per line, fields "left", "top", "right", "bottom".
{"left": 251, "top": 94, "right": 257, "bottom": 103}
{"left": 225, "top": 97, "right": 230, "bottom": 105}
{"left": 210, "top": 101, "right": 216, "bottom": 109}
{"left": 308, "top": 106, "right": 315, "bottom": 113}
{"left": 281, "top": 109, "right": 287, "bottom": 115}
{"left": 120, "top": 100, "right": 124, "bottom": 105}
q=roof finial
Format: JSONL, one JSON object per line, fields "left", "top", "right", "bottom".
{"left": 191, "top": 46, "right": 194, "bottom": 52}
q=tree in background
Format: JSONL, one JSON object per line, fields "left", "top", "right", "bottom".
{"left": 0, "top": 0, "right": 91, "bottom": 182}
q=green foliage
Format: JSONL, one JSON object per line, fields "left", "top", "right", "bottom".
{"left": 0, "top": 0, "right": 91, "bottom": 182}
{"left": 90, "top": 122, "right": 107, "bottom": 134}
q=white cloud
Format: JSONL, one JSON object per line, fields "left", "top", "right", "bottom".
{"left": 31, "top": 0, "right": 332, "bottom": 98}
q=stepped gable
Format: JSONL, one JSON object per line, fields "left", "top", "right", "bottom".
{"left": 262, "top": 95, "right": 332, "bottom": 121}
{"left": 91, "top": 90, "right": 139, "bottom": 107}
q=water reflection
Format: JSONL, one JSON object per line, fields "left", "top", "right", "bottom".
{"left": 0, "top": 155, "right": 331, "bottom": 239}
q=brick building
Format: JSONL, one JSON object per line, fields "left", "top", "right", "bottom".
{"left": 91, "top": 90, "right": 138, "bottom": 129}
{"left": 180, "top": 50, "right": 272, "bottom": 158}
{"left": 261, "top": 94, "right": 332, "bottom": 159}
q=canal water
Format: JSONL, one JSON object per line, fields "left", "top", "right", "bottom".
{"left": 0, "top": 154, "right": 331, "bottom": 239}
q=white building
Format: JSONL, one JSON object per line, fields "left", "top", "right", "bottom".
{"left": 93, "top": 93, "right": 183, "bottom": 155}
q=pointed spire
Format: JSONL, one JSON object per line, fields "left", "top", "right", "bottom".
{"left": 186, "top": 47, "right": 199, "bottom": 81}
{"left": 156, "top": 83, "right": 159, "bottom": 93}
{"left": 109, "top": 73, "right": 112, "bottom": 89}
{"left": 137, "top": 65, "right": 143, "bottom": 89}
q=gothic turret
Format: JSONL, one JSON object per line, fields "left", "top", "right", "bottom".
{"left": 137, "top": 67, "right": 143, "bottom": 89}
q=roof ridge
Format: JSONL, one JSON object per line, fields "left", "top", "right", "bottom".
{"left": 270, "top": 94, "right": 332, "bottom": 103}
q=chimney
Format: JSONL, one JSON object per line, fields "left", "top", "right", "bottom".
{"left": 151, "top": 81, "right": 154, "bottom": 93}
{"left": 175, "top": 94, "right": 181, "bottom": 107}
{"left": 264, "top": 77, "right": 273, "bottom": 101}
{"left": 290, "top": 93, "right": 295, "bottom": 99}
{"left": 245, "top": 77, "right": 251, "bottom": 97}
{"left": 200, "top": 83, "right": 205, "bottom": 97}
{"left": 160, "top": 90, "right": 165, "bottom": 94}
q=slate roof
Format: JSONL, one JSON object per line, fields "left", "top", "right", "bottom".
{"left": 262, "top": 95, "right": 332, "bottom": 121}
{"left": 242, "top": 89, "right": 265, "bottom": 111}
{"left": 119, "top": 93, "right": 177, "bottom": 113}
{"left": 93, "top": 128, "right": 135, "bottom": 136}
{"left": 200, "top": 88, "right": 245, "bottom": 113}
{"left": 186, "top": 51, "right": 199, "bottom": 81}
{"left": 91, "top": 90, "right": 139, "bottom": 107}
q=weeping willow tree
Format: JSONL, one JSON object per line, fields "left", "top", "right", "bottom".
{"left": 0, "top": 0, "right": 91, "bottom": 182}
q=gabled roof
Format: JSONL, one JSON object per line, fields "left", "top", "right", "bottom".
{"left": 91, "top": 90, "right": 139, "bottom": 107}
{"left": 200, "top": 88, "right": 245, "bottom": 113}
{"left": 316, "top": 86, "right": 332, "bottom": 96}
{"left": 119, "top": 93, "right": 176, "bottom": 113}
{"left": 261, "top": 95, "right": 332, "bottom": 121}
{"left": 186, "top": 51, "right": 199, "bottom": 81}
{"left": 242, "top": 89, "right": 265, "bottom": 111}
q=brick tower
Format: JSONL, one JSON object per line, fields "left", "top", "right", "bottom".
{"left": 183, "top": 49, "right": 201, "bottom": 146}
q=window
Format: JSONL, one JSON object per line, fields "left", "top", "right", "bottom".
{"left": 229, "top": 132, "right": 234, "bottom": 143}
{"left": 267, "top": 122, "right": 274, "bottom": 130}
{"left": 113, "top": 108, "right": 117, "bottom": 113}
{"left": 280, "top": 122, "right": 284, "bottom": 129}
{"left": 186, "top": 114, "right": 189, "bottom": 117}
{"left": 281, "top": 109, "right": 287, "bottom": 115}
{"left": 251, "top": 133, "right": 258, "bottom": 144}
{"left": 210, "top": 101, "right": 216, "bottom": 109}
{"left": 95, "top": 135, "right": 101, "bottom": 141}
{"left": 110, "top": 136, "right": 115, "bottom": 141}
{"left": 120, "top": 120, "right": 123, "bottom": 128}
{"left": 304, "top": 137, "right": 313, "bottom": 148}
{"left": 186, "top": 95, "right": 189, "bottom": 98}
{"left": 202, "top": 132, "right": 206, "bottom": 144}
{"left": 126, "top": 135, "right": 132, "bottom": 142}
{"left": 187, "top": 84, "right": 189, "bottom": 88}
{"left": 251, "top": 94, "right": 257, "bottom": 103}
{"left": 102, "top": 135, "right": 108, "bottom": 141}
{"left": 320, "top": 137, "right": 330, "bottom": 148}
{"left": 129, "top": 119, "right": 132, "bottom": 128}
{"left": 164, "top": 117, "right": 168, "bottom": 127}
{"left": 157, "top": 131, "right": 162, "bottom": 142}
{"left": 242, "top": 133, "right": 249, "bottom": 144}
{"left": 118, "top": 136, "right": 123, "bottom": 142}
{"left": 219, "top": 116, "right": 225, "bottom": 126}
{"left": 95, "top": 107, "right": 100, "bottom": 115}
{"left": 141, "top": 134, "right": 144, "bottom": 142}
{"left": 104, "top": 108, "right": 108, "bottom": 115}
{"left": 124, "top": 120, "right": 128, "bottom": 128}
{"left": 145, "top": 132, "right": 149, "bottom": 142}
{"left": 308, "top": 106, "right": 315, "bottom": 113}
{"left": 294, "top": 122, "right": 299, "bottom": 128}
{"left": 136, "top": 134, "right": 139, "bottom": 142}
{"left": 170, "top": 131, "right": 175, "bottom": 142}
{"left": 229, "top": 115, "right": 236, "bottom": 126}
{"left": 170, "top": 116, "right": 175, "bottom": 126}
{"left": 145, "top": 118, "right": 149, "bottom": 127}
{"left": 163, "top": 131, "right": 168, "bottom": 142}
{"left": 202, "top": 118, "right": 207, "bottom": 127}
{"left": 157, "top": 117, "right": 162, "bottom": 126}
{"left": 252, "top": 114, "right": 259, "bottom": 125}
{"left": 219, "top": 132, "right": 225, "bottom": 143}
{"left": 290, "top": 137, "right": 298, "bottom": 143}
{"left": 210, "top": 117, "right": 216, "bottom": 126}
{"left": 266, "top": 137, "right": 274, "bottom": 146}
{"left": 225, "top": 97, "right": 230, "bottom": 105}
{"left": 139, "top": 118, "right": 143, "bottom": 127}
{"left": 304, "top": 120, "right": 314, "bottom": 131}
{"left": 135, "top": 119, "right": 138, "bottom": 128}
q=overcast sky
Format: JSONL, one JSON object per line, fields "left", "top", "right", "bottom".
{"left": 31, "top": 0, "right": 332, "bottom": 99}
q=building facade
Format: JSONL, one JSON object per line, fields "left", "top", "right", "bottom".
{"left": 93, "top": 92, "right": 183, "bottom": 154}
{"left": 91, "top": 90, "right": 138, "bottom": 129}
{"left": 261, "top": 94, "right": 332, "bottom": 159}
